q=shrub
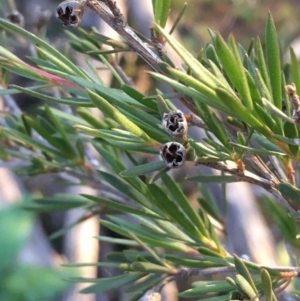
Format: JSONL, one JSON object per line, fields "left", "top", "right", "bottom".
{"left": 1, "top": 0, "right": 300, "bottom": 300}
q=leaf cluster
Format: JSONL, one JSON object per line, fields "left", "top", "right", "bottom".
{"left": 0, "top": 2, "right": 300, "bottom": 301}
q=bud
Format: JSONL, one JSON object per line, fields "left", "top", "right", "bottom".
{"left": 162, "top": 110, "right": 188, "bottom": 139}
{"left": 56, "top": 0, "right": 86, "bottom": 27}
{"left": 160, "top": 142, "right": 186, "bottom": 168}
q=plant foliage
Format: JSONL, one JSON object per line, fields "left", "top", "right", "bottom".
{"left": 1, "top": 1, "right": 300, "bottom": 300}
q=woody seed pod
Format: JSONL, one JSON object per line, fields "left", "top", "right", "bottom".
{"left": 162, "top": 110, "right": 188, "bottom": 139}
{"left": 160, "top": 142, "right": 186, "bottom": 168}
{"left": 56, "top": 0, "right": 86, "bottom": 27}
{"left": 6, "top": 11, "right": 24, "bottom": 28}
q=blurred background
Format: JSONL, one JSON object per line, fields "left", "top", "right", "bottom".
{"left": 1, "top": 0, "right": 300, "bottom": 301}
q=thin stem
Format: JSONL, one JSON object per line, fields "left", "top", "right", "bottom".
{"left": 86, "top": 0, "right": 161, "bottom": 71}
{"left": 196, "top": 159, "right": 296, "bottom": 211}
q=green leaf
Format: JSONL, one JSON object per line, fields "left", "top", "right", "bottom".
{"left": 76, "top": 107, "right": 108, "bottom": 128}
{"left": 194, "top": 101, "right": 233, "bottom": 151}
{"left": 102, "top": 139, "right": 159, "bottom": 154}
{"left": 81, "top": 194, "right": 165, "bottom": 220}
{"left": 197, "top": 194, "right": 222, "bottom": 223}
{"left": 290, "top": 47, "right": 300, "bottom": 95}
{"left": 230, "top": 143, "right": 286, "bottom": 156}
{"left": 161, "top": 68, "right": 231, "bottom": 114}
{"left": 179, "top": 280, "right": 234, "bottom": 297}
{"left": 45, "top": 105, "right": 78, "bottom": 159}
{"left": 101, "top": 220, "right": 189, "bottom": 252}
{"left": 79, "top": 273, "right": 145, "bottom": 294}
{"left": 256, "top": 37, "right": 271, "bottom": 92}
{"left": 95, "top": 236, "right": 139, "bottom": 247}
{"left": 36, "top": 46, "right": 75, "bottom": 75}
{"left": 284, "top": 122, "right": 299, "bottom": 156}
{"left": 147, "top": 183, "right": 200, "bottom": 238}
{"left": 75, "top": 126, "right": 140, "bottom": 141}
{"left": 234, "top": 255, "right": 258, "bottom": 294}
{"left": 198, "top": 246, "right": 224, "bottom": 258}
{"left": 215, "top": 34, "right": 253, "bottom": 111}
{"left": 235, "top": 275, "right": 258, "bottom": 299}
{"left": 98, "top": 170, "right": 151, "bottom": 207}
{"left": 186, "top": 175, "right": 238, "bottom": 183}
{"left": 161, "top": 173, "right": 208, "bottom": 237}
{"left": 4, "top": 127, "right": 64, "bottom": 158}
{"left": 153, "top": 25, "right": 226, "bottom": 90}
{"left": 253, "top": 133, "right": 287, "bottom": 154}
{"left": 0, "top": 18, "right": 88, "bottom": 79}
{"left": 165, "top": 254, "right": 229, "bottom": 268}
{"left": 120, "top": 161, "right": 166, "bottom": 177}
{"left": 277, "top": 182, "right": 300, "bottom": 206}
{"left": 260, "top": 269, "right": 273, "bottom": 301}
{"left": 265, "top": 13, "right": 282, "bottom": 109}
{"left": 153, "top": 0, "right": 171, "bottom": 28}
{"left": 0, "top": 83, "right": 50, "bottom": 96}
{"left": 10, "top": 85, "right": 93, "bottom": 107}
{"left": 0, "top": 204, "right": 34, "bottom": 273}
{"left": 22, "top": 195, "right": 91, "bottom": 212}
{"left": 63, "top": 262, "right": 129, "bottom": 268}
{"left": 76, "top": 138, "right": 85, "bottom": 162}
{"left": 262, "top": 97, "right": 295, "bottom": 124}
{"left": 0, "top": 55, "right": 52, "bottom": 82}
{"left": 23, "top": 115, "right": 76, "bottom": 160}
{"left": 131, "top": 262, "right": 172, "bottom": 273}
{"left": 215, "top": 87, "right": 270, "bottom": 137}
{"left": 125, "top": 273, "right": 164, "bottom": 294}
{"left": 122, "top": 84, "right": 157, "bottom": 111}
{"left": 87, "top": 89, "right": 150, "bottom": 141}
{"left": 273, "top": 134, "right": 300, "bottom": 146}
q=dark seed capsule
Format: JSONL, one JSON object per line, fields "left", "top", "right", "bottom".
{"left": 56, "top": 0, "right": 86, "bottom": 27}
{"left": 160, "top": 142, "right": 186, "bottom": 168}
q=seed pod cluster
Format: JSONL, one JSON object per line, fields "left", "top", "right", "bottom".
{"left": 160, "top": 110, "right": 188, "bottom": 168}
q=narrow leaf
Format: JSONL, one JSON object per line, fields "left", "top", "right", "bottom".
{"left": 235, "top": 275, "right": 257, "bottom": 299}
{"left": 131, "top": 262, "right": 172, "bottom": 273}
{"left": 79, "top": 273, "right": 144, "bottom": 294}
{"left": 234, "top": 255, "right": 258, "bottom": 294}
{"left": 277, "top": 182, "right": 300, "bottom": 206}
{"left": 87, "top": 89, "right": 150, "bottom": 141}
{"left": 186, "top": 175, "right": 238, "bottom": 183}
{"left": 216, "top": 34, "right": 253, "bottom": 111}
{"left": 120, "top": 161, "right": 166, "bottom": 177}
{"left": 265, "top": 13, "right": 282, "bottom": 109}
{"left": 261, "top": 269, "right": 273, "bottom": 301}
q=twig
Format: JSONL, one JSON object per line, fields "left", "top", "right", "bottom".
{"left": 150, "top": 27, "right": 164, "bottom": 59}
{"left": 268, "top": 155, "right": 288, "bottom": 182}
{"left": 185, "top": 113, "right": 208, "bottom": 130}
{"left": 195, "top": 159, "right": 296, "bottom": 211}
{"left": 85, "top": 0, "right": 161, "bottom": 70}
